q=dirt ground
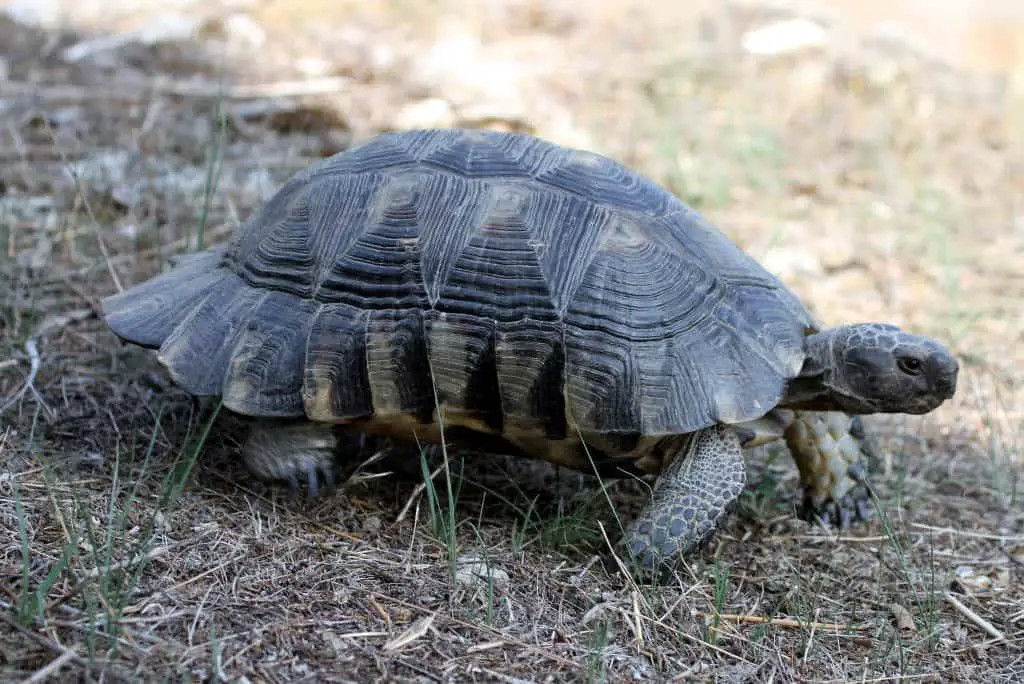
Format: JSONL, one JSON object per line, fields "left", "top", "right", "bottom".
{"left": 1, "top": 1, "right": 1022, "bottom": 682}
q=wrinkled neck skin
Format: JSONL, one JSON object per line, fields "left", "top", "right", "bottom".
{"left": 779, "top": 329, "right": 847, "bottom": 412}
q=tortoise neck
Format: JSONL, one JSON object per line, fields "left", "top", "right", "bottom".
{"left": 779, "top": 375, "right": 842, "bottom": 411}
{"left": 779, "top": 329, "right": 842, "bottom": 411}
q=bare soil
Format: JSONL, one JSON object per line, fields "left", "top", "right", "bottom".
{"left": 1, "top": 2, "right": 1022, "bottom": 682}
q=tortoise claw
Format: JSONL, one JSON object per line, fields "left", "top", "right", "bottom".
{"left": 855, "top": 491, "right": 873, "bottom": 522}
{"left": 293, "top": 432, "right": 381, "bottom": 498}
{"left": 799, "top": 472, "right": 872, "bottom": 531}
{"left": 282, "top": 457, "right": 338, "bottom": 499}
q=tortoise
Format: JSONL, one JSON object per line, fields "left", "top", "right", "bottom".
{"left": 102, "top": 128, "right": 958, "bottom": 571}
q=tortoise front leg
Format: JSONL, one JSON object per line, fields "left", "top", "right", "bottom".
{"left": 624, "top": 426, "right": 746, "bottom": 571}
{"left": 733, "top": 409, "right": 875, "bottom": 528}
{"left": 783, "top": 411, "right": 875, "bottom": 528}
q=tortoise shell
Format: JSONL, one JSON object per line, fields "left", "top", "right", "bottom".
{"left": 103, "top": 128, "right": 816, "bottom": 451}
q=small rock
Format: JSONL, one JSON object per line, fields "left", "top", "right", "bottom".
{"left": 80, "top": 452, "right": 106, "bottom": 467}
{"left": 889, "top": 602, "right": 917, "bottom": 636}
{"left": 412, "top": 23, "right": 529, "bottom": 119}
{"left": 63, "top": 15, "right": 201, "bottom": 63}
{"left": 819, "top": 234, "right": 858, "bottom": 272}
{"left": 760, "top": 246, "right": 825, "bottom": 281}
{"left": 2, "top": 0, "right": 61, "bottom": 29}
{"left": 455, "top": 555, "right": 510, "bottom": 591}
{"left": 367, "top": 43, "right": 396, "bottom": 76}
{"left": 786, "top": 60, "right": 830, "bottom": 105}
{"left": 455, "top": 101, "right": 533, "bottom": 134}
{"left": 952, "top": 564, "right": 1008, "bottom": 595}
{"left": 394, "top": 98, "right": 455, "bottom": 131}
{"left": 626, "top": 655, "right": 653, "bottom": 680}
{"left": 295, "top": 56, "right": 333, "bottom": 78}
{"left": 534, "top": 105, "right": 593, "bottom": 151}
{"left": 742, "top": 18, "right": 829, "bottom": 57}
{"left": 221, "top": 13, "right": 266, "bottom": 48}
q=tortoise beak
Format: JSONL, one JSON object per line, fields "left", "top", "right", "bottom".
{"left": 928, "top": 348, "right": 959, "bottom": 401}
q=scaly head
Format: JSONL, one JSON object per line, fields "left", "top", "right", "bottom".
{"left": 784, "top": 323, "right": 958, "bottom": 415}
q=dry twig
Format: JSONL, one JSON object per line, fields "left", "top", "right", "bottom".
{"left": 383, "top": 614, "right": 436, "bottom": 651}
{"left": 696, "top": 612, "right": 871, "bottom": 632}
{"left": 944, "top": 591, "right": 1007, "bottom": 643}
{"left": 0, "top": 338, "right": 44, "bottom": 416}
{"left": 24, "top": 650, "right": 76, "bottom": 684}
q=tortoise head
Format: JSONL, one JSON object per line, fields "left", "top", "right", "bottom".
{"left": 789, "top": 323, "right": 959, "bottom": 415}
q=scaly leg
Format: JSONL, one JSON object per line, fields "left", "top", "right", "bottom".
{"left": 733, "top": 409, "right": 874, "bottom": 528}
{"left": 624, "top": 425, "right": 746, "bottom": 571}
{"left": 783, "top": 411, "right": 875, "bottom": 528}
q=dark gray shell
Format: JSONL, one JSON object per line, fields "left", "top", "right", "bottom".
{"left": 102, "top": 128, "right": 816, "bottom": 440}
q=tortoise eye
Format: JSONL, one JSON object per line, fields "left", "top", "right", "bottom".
{"left": 897, "top": 356, "right": 923, "bottom": 376}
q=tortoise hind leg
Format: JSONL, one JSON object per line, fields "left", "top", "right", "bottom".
{"left": 241, "top": 419, "right": 375, "bottom": 497}
{"left": 624, "top": 425, "right": 746, "bottom": 571}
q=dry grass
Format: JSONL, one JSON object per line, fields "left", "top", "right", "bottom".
{"left": 2, "top": 2, "right": 1022, "bottom": 681}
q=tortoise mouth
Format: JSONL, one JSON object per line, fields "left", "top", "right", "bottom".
{"left": 851, "top": 392, "right": 950, "bottom": 416}
{"left": 904, "top": 400, "right": 938, "bottom": 415}
{"left": 829, "top": 389, "right": 880, "bottom": 415}
{"left": 905, "top": 392, "right": 952, "bottom": 415}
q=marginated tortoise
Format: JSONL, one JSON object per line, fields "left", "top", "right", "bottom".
{"left": 102, "top": 128, "right": 958, "bottom": 571}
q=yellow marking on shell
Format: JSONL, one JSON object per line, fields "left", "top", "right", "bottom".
{"left": 303, "top": 371, "right": 339, "bottom": 423}
{"left": 499, "top": 429, "right": 669, "bottom": 475}
{"left": 365, "top": 325, "right": 407, "bottom": 419}
{"left": 301, "top": 388, "right": 673, "bottom": 477}
{"left": 423, "top": 315, "right": 475, "bottom": 410}
{"left": 222, "top": 373, "right": 257, "bottom": 412}
{"left": 435, "top": 404, "right": 498, "bottom": 436}
{"left": 360, "top": 412, "right": 446, "bottom": 443}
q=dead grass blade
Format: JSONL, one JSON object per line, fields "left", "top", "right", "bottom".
{"left": 695, "top": 612, "right": 872, "bottom": 632}
{"left": 383, "top": 614, "right": 435, "bottom": 651}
